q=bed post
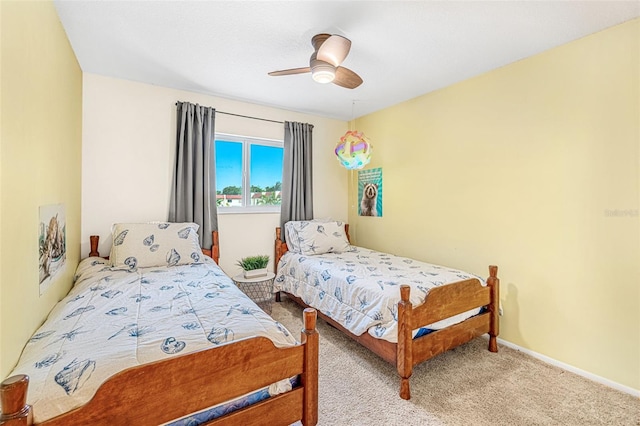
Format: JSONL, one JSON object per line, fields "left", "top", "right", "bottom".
{"left": 89, "top": 235, "right": 100, "bottom": 257}
{"left": 301, "top": 308, "right": 319, "bottom": 426}
{"left": 274, "top": 228, "right": 285, "bottom": 303}
{"left": 487, "top": 265, "right": 500, "bottom": 353}
{"left": 199, "top": 231, "right": 220, "bottom": 264}
{"left": 275, "top": 227, "right": 285, "bottom": 269}
{"left": 0, "top": 374, "right": 32, "bottom": 425}
{"left": 211, "top": 230, "right": 220, "bottom": 265}
{"left": 397, "top": 285, "right": 413, "bottom": 400}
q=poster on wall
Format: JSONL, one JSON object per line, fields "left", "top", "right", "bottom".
{"left": 358, "top": 167, "right": 383, "bottom": 217}
{"left": 39, "top": 204, "right": 66, "bottom": 295}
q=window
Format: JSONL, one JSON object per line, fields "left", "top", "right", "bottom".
{"left": 214, "top": 134, "right": 283, "bottom": 213}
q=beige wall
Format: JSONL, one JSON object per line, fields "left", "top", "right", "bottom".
{"left": 350, "top": 19, "right": 639, "bottom": 391}
{"left": 82, "top": 74, "right": 348, "bottom": 275}
{"left": 0, "top": 1, "right": 82, "bottom": 377}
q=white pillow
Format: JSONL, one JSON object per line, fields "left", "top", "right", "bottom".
{"left": 284, "top": 218, "right": 333, "bottom": 252}
{"left": 285, "top": 220, "right": 350, "bottom": 255}
{"left": 109, "top": 222, "right": 203, "bottom": 269}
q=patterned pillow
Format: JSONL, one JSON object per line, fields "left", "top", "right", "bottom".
{"left": 284, "top": 221, "right": 302, "bottom": 253}
{"left": 284, "top": 218, "right": 334, "bottom": 252}
{"left": 109, "top": 222, "right": 203, "bottom": 269}
{"left": 285, "top": 220, "right": 350, "bottom": 255}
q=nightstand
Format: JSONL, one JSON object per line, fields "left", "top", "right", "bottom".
{"left": 232, "top": 272, "right": 276, "bottom": 314}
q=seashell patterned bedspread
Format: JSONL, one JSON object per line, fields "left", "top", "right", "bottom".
{"left": 9, "top": 257, "right": 297, "bottom": 423}
{"left": 275, "top": 246, "right": 485, "bottom": 343}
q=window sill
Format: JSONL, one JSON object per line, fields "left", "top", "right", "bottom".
{"left": 217, "top": 208, "right": 280, "bottom": 215}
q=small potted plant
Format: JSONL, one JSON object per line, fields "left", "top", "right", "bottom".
{"left": 236, "top": 255, "right": 270, "bottom": 278}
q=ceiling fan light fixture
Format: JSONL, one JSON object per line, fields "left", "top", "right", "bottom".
{"left": 269, "top": 33, "right": 362, "bottom": 89}
{"left": 312, "top": 69, "right": 335, "bottom": 84}
{"left": 311, "top": 62, "right": 336, "bottom": 84}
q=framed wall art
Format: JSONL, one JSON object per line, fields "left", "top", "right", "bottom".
{"left": 358, "top": 167, "right": 382, "bottom": 217}
{"left": 39, "top": 204, "right": 66, "bottom": 295}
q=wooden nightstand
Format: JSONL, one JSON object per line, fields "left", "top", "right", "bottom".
{"left": 232, "top": 272, "right": 276, "bottom": 314}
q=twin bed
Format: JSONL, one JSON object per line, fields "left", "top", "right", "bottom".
{"left": 1, "top": 219, "right": 500, "bottom": 424}
{"left": 274, "top": 220, "right": 499, "bottom": 400}
{"left": 1, "top": 223, "right": 318, "bottom": 425}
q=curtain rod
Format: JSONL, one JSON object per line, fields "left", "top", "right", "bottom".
{"left": 217, "top": 111, "right": 284, "bottom": 124}
{"left": 175, "top": 101, "right": 284, "bottom": 124}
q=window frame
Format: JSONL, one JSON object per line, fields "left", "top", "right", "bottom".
{"left": 214, "top": 133, "right": 283, "bottom": 214}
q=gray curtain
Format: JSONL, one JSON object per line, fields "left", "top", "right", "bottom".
{"left": 280, "top": 121, "right": 314, "bottom": 240}
{"left": 168, "top": 102, "right": 218, "bottom": 248}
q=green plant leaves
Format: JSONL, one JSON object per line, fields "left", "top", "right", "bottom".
{"left": 236, "top": 255, "right": 269, "bottom": 270}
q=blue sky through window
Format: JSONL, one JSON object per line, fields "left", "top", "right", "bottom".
{"left": 251, "top": 144, "right": 283, "bottom": 189}
{"left": 215, "top": 140, "right": 242, "bottom": 190}
{"left": 215, "top": 139, "right": 283, "bottom": 191}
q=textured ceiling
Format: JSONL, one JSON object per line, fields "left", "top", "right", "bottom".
{"left": 54, "top": 1, "right": 639, "bottom": 121}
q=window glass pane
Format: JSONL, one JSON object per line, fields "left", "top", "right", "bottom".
{"left": 215, "top": 140, "right": 243, "bottom": 207}
{"left": 250, "top": 144, "right": 283, "bottom": 206}
{"left": 214, "top": 135, "right": 283, "bottom": 212}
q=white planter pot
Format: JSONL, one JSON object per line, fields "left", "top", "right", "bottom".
{"left": 243, "top": 268, "right": 268, "bottom": 279}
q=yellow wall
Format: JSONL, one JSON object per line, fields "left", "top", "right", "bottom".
{"left": 351, "top": 19, "right": 639, "bottom": 391}
{"left": 0, "top": 0, "right": 4, "bottom": 375}
{"left": 0, "top": 0, "right": 82, "bottom": 377}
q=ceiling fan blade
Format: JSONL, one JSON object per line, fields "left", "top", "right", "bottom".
{"left": 268, "top": 67, "right": 311, "bottom": 76}
{"left": 317, "top": 35, "right": 351, "bottom": 67}
{"left": 333, "top": 66, "right": 363, "bottom": 89}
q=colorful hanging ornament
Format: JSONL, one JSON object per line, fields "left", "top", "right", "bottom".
{"left": 335, "top": 130, "right": 372, "bottom": 170}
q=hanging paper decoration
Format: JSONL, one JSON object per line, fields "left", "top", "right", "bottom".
{"left": 334, "top": 130, "right": 372, "bottom": 170}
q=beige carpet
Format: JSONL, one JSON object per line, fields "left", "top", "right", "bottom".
{"left": 271, "top": 297, "right": 639, "bottom": 426}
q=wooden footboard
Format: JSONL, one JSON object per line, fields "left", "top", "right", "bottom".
{"left": 274, "top": 226, "right": 499, "bottom": 401}
{"left": 0, "top": 309, "right": 319, "bottom": 426}
{"left": 397, "top": 265, "right": 499, "bottom": 399}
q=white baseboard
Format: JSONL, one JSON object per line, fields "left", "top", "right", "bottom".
{"left": 490, "top": 336, "right": 639, "bottom": 397}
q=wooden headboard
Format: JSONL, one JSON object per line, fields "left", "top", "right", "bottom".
{"left": 274, "top": 224, "right": 350, "bottom": 272}
{"left": 89, "top": 230, "right": 221, "bottom": 265}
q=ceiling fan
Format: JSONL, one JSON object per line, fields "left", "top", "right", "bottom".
{"left": 268, "top": 33, "right": 363, "bottom": 89}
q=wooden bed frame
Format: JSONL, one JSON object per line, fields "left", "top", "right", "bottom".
{"left": 1, "top": 231, "right": 319, "bottom": 426}
{"left": 274, "top": 225, "right": 499, "bottom": 400}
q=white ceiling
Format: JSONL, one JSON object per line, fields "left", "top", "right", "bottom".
{"left": 54, "top": 1, "right": 639, "bottom": 121}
